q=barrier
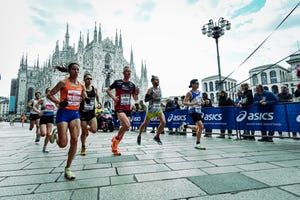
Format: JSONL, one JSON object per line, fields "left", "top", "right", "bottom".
{"left": 113, "top": 102, "right": 300, "bottom": 132}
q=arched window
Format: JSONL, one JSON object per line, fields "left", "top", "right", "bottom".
{"left": 27, "top": 88, "right": 34, "bottom": 102}
{"left": 261, "top": 72, "right": 267, "bottom": 85}
{"left": 210, "top": 93, "right": 214, "bottom": 103}
{"left": 252, "top": 74, "right": 258, "bottom": 86}
{"left": 215, "top": 81, "right": 219, "bottom": 91}
{"left": 270, "top": 70, "right": 277, "bottom": 83}
{"left": 104, "top": 54, "right": 112, "bottom": 87}
{"left": 271, "top": 85, "right": 279, "bottom": 94}
{"left": 209, "top": 82, "right": 213, "bottom": 91}
{"left": 204, "top": 83, "right": 208, "bottom": 92}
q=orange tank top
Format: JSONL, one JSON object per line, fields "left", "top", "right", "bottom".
{"left": 60, "top": 78, "right": 83, "bottom": 110}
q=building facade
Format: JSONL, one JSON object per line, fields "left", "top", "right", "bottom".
{"left": 13, "top": 23, "right": 148, "bottom": 114}
{"left": 0, "top": 97, "right": 9, "bottom": 119}
{"left": 249, "top": 56, "right": 299, "bottom": 101}
{"left": 201, "top": 75, "right": 237, "bottom": 105}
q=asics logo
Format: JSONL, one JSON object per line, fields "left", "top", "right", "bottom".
{"left": 296, "top": 114, "right": 300, "bottom": 123}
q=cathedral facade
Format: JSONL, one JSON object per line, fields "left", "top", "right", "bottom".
{"left": 14, "top": 23, "right": 148, "bottom": 115}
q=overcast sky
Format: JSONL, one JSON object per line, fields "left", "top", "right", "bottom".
{"left": 0, "top": 0, "right": 299, "bottom": 98}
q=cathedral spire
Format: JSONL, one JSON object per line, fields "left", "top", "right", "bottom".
{"left": 78, "top": 31, "right": 83, "bottom": 51}
{"left": 144, "top": 60, "right": 148, "bottom": 78}
{"left": 25, "top": 53, "right": 28, "bottom": 66}
{"left": 65, "top": 23, "right": 70, "bottom": 47}
{"left": 130, "top": 46, "right": 134, "bottom": 66}
{"left": 119, "top": 30, "right": 123, "bottom": 48}
{"left": 37, "top": 55, "right": 39, "bottom": 68}
{"left": 87, "top": 30, "right": 89, "bottom": 46}
{"left": 115, "top": 29, "right": 118, "bottom": 47}
{"left": 93, "top": 21, "right": 97, "bottom": 43}
{"left": 98, "top": 23, "right": 102, "bottom": 43}
{"left": 55, "top": 40, "right": 59, "bottom": 53}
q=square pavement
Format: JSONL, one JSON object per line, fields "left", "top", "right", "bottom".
{"left": 0, "top": 122, "right": 299, "bottom": 199}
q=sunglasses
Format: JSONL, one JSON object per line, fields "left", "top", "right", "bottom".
{"left": 85, "top": 78, "right": 92, "bottom": 80}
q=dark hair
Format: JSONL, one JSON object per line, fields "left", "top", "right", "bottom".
{"left": 151, "top": 75, "right": 159, "bottom": 82}
{"left": 45, "top": 87, "right": 51, "bottom": 94}
{"left": 35, "top": 91, "right": 41, "bottom": 96}
{"left": 54, "top": 62, "right": 79, "bottom": 73}
{"left": 84, "top": 73, "right": 92, "bottom": 79}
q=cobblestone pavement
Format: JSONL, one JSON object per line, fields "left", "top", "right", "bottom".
{"left": 0, "top": 122, "right": 299, "bottom": 200}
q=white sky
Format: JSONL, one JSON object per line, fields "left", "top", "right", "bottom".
{"left": 0, "top": 0, "right": 299, "bottom": 98}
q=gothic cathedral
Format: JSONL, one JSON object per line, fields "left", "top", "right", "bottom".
{"left": 15, "top": 23, "right": 148, "bottom": 114}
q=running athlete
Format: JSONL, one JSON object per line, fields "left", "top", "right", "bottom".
{"left": 79, "top": 73, "right": 100, "bottom": 156}
{"left": 47, "top": 63, "right": 87, "bottom": 180}
{"left": 27, "top": 91, "right": 42, "bottom": 142}
{"left": 33, "top": 87, "right": 56, "bottom": 153}
{"left": 137, "top": 75, "right": 165, "bottom": 145}
{"left": 179, "top": 79, "right": 206, "bottom": 150}
{"left": 106, "top": 66, "right": 139, "bottom": 156}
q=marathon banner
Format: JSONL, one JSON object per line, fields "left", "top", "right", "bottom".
{"left": 112, "top": 102, "right": 300, "bottom": 132}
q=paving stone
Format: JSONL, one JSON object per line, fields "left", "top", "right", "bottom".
{"left": 71, "top": 188, "right": 98, "bottom": 200}
{"left": 184, "top": 154, "right": 223, "bottom": 161}
{"left": 117, "top": 163, "right": 170, "bottom": 175}
{"left": 0, "top": 173, "right": 60, "bottom": 186}
{"left": 201, "top": 166, "right": 243, "bottom": 174}
{"left": 136, "top": 152, "right": 183, "bottom": 160}
{"left": 1, "top": 191, "right": 72, "bottom": 200}
{"left": 270, "top": 159, "right": 300, "bottom": 167}
{"left": 97, "top": 155, "right": 138, "bottom": 163}
{"left": 0, "top": 162, "right": 31, "bottom": 171}
{"left": 112, "top": 159, "right": 156, "bottom": 167}
{"left": 189, "top": 188, "right": 299, "bottom": 200}
{"left": 207, "top": 157, "right": 255, "bottom": 167}
{"left": 281, "top": 184, "right": 300, "bottom": 196}
{"left": 236, "top": 162, "right": 279, "bottom": 171}
{"left": 188, "top": 172, "right": 267, "bottom": 195}
{"left": 247, "top": 153, "right": 300, "bottom": 162}
{"left": 0, "top": 184, "right": 38, "bottom": 197}
{"left": 166, "top": 160, "right": 214, "bottom": 170}
{"left": 154, "top": 157, "right": 186, "bottom": 163}
{"left": 242, "top": 167, "right": 300, "bottom": 186}
{"left": 135, "top": 168, "right": 206, "bottom": 182}
{"left": 111, "top": 175, "right": 136, "bottom": 185}
{"left": 83, "top": 163, "right": 111, "bottom": 170}
{"left": 24, "top": 160, "right": 64, "bottom": 169}
{"left": 35, "top": 177, "right": 109, "bottom": 193}
{"left": 0, "top": 168, "right": 52, "bottom": 177}
{"left": 99, "top": 178, "right": 205, "bottom": 200}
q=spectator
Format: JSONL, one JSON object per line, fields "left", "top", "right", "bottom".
{"left": 138, "top": 100, "right": 147, "bottom": 113}
{"left": 165, "top": 98, "right": 176, "bottom": 134}
{"left": 294, "top": 83, "right": 300, "bottom": 99}
{"left": 235, "top": 90, "right": 242, "bottom": 105}
{"left": 217, "top": 90, "right": 234, "bottom": 139}
{"left": 202, "top": 92, "right": 213, "bottom": 137}
{"left": 178, "top": 95, "right": 188, "bottom": 135}
{"left": 173, "top": 97, "right": 180, "bottom": 110}
{"left": 277, "top": 86, "right": 294, "bottom": 138}
{"left": 238, "top": 83, "right": 255, "bottom": 140}
{"left": 253, "top": 84, "right": 278, "bottom": 142}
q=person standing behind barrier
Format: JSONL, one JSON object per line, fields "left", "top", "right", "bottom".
{"left": 165, "top": 98, "right": 176, "bottom": 134}
{"left": 179, "top": 79, "right": 206, "bottom": 150}
{"left": 277, "top": 86, "right": 294, "bottom": 139}
{"left": 79, "top": 73, "right": 100, "bottom": 156}
{"left": 253, "top": 84, "right": 278, "bottom": 142}
{"left": 295, "top": 83, "right": 300, "bottom": 100}
{"left": 202, "top": 92, "right": 213, "bottom": 137}
{"left": 217, "top": 90, "right": 234, "bottom": 139}
{"left": 137, "top": 75, "right": 165, "bottom": 145}
{"left": 34, "top": 87, "right": 56, "bottom": 153}
{"left": 47, "top": 63, "right": 87, "bottom": 180}
{"left": 27, "top": 91, "right": 42, "bottom": 142}
{"left": 106, "top": 66, "right": 139, "bottom": 156}
{"left": 237, "top": 83, "right": 254, "bottom": 140}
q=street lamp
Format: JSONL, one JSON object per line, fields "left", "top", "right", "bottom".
{"left": 202, "top": 17, "right": 231, "bottom": 90}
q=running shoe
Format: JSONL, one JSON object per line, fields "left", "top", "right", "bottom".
{"left": 49, "top": 128, "right": 57, "bottom": 144}
{"left": 194, "top": 143, "right": 206, "bottom": 150}
{"left": 153, "top": 136, "right": 163, "bottom": 145}
{"left": 42, "top": 146, "right": 49, "bottom": 153}
{"left": 178, "top": 122, "right": 187, "bottom": 132}
{"left": 64, "top": 168, "right": 76, "bottom": 180}
{"left": 80, "top": 147, "right": 86, "bottom": 156}
{"left": 35, "top": 133, "right": 40, "bottom": 142}
{"left": 112, "top": 149, "right": 121, "bottom": 156}
{"left": 137, "top": 135, "right": 141, "bottom": 145}
{"left": 111, "top": 135, "right": 121, "bottom": 155}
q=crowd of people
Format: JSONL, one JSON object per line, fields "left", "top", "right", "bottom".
{"left": 17, "top": 63, "right": 299, "bottom": 181}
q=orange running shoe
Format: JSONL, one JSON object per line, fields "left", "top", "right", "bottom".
{"left": 111, "top": 135, "right": 120, "bottom": 152}
{"left": 112, "top": 149, "right": 121, "bottom": 156}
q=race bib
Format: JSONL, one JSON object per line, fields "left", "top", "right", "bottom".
{"left": 45, "top": 104, "right": 55, "bottom": 112}
{"left": 84, "top": 99, "right": 95, "bottom": 110}
{"left": 153, "top": 102, "right": 161, "bottom": 109}
{"left": 120, "top": 94, "right": 130, "bottom": 105}
{"left": 67, "top": 90, "right": 81, "bottom": 106}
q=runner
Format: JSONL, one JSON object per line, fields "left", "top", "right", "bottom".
{"left": 106, "top": 66, "right": 139, "bottom": 156}
{"left": 179, "top": 79, "right": 206, "bottom": 150}
{"left": 33, "top": 87, "right": 56, "bottom": 153}
{"left": 79, "top": 73, "right": 100, "bottom": 156}
{"left": 47, "top": 63, "right": 87, "bottom": 180}
{"left": 27, "top": 91, "right": 42, "bottom": 142}
{"left": 137, "top": 75, "right": 165, "bottom": 145}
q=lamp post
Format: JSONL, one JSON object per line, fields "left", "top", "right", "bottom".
{"left": 202, "top": 17, "right": 231, "bottom": 90}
